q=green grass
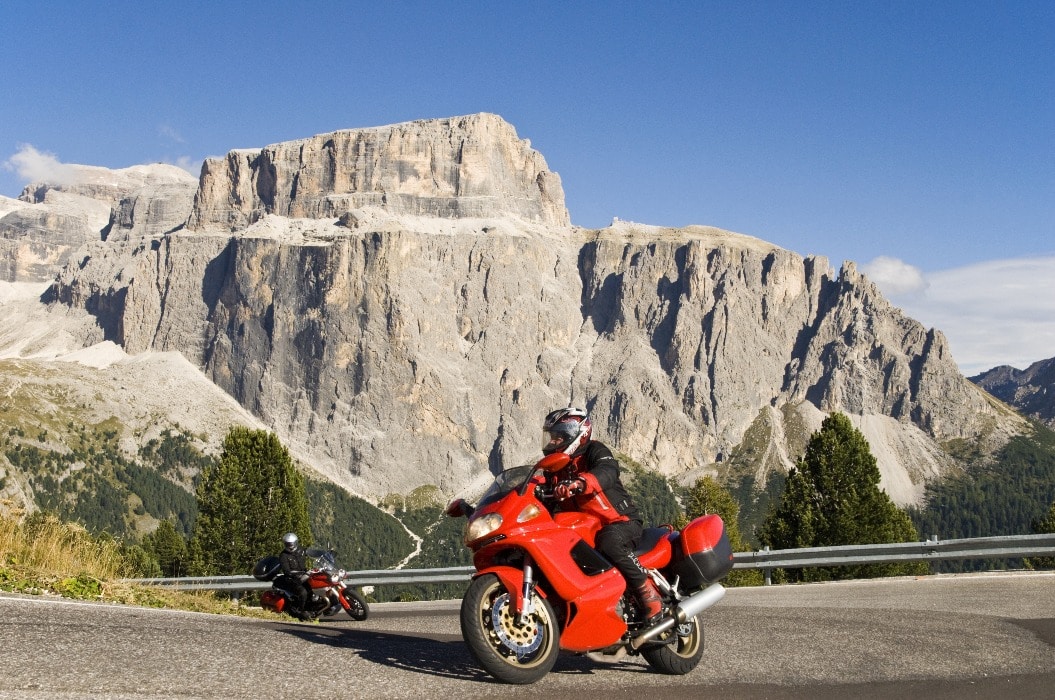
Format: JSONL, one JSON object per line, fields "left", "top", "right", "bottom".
{"left": 0, "top": 508, "right": 275, "bottom": 617}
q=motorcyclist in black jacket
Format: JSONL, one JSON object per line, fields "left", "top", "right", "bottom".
{"left": 278, "top": 532, "right": 312, "bottom": 620}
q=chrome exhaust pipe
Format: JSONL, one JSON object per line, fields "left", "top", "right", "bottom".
{"left": 630, "top": 583, "right": 725, "bottom": 650}
{"left": 676, "top": 582, "right": 726, "bottom": 620}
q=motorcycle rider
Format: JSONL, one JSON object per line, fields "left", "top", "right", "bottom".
{"left": 540, "top": 407, "right": 664, "bottom": 624}
{"left": 278, "top": 532, "right": 312, "bottom": 620}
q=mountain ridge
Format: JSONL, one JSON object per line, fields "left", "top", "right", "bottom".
{"left": 970, "top": 357, "right": 1055, "bottom": 428}
{"left": 0, "top": 113, "right": 1031, "bottom": 517}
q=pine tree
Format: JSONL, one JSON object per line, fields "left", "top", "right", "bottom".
{"left": 190, "top": 428, "right": 311, "bottom": 575}
{"left": 758, "top": 412, "right": 925, "bottom": 581}
{"left": 143, "top": 519, "right": 188, "bottom": 577}
{"left": 684, "top": 476, "right": 763, "bottom": 586}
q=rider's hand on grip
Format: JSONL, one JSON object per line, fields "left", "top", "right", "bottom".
{"left": 555, "top": 478, "right": 586, "bottom": 501}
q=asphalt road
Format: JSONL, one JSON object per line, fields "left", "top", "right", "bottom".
{"left": 1, "top": 572, "right": 1052, "bottom": 699}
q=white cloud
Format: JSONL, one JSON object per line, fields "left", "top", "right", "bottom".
{"left": 869, "top": 256, "right": 1055, "bottom": 376}
{"left": 862, "top": 256, "right": 927, "bottom": 295}
{"left": 3, "top": 144, "right": 78, "bottom": 186}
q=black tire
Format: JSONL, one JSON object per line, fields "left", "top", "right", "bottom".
{"left": 641, "top": 613, "right": 705, "bottom": 674}
{"left": 342, "top": 587, "right": 370, "bottom": 621}
{"left": 459, "top": 574, "right": 560, "bottom": 684}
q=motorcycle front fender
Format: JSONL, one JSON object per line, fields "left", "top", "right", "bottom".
{"left": 473, "top": 566, "right": 529, "bottom": 614}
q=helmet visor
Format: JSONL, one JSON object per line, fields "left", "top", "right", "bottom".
{"left": 542, "top": 421, "right": 580, "bottom": 454}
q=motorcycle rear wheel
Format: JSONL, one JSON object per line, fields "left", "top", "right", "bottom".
{"left": 641, "top": 613, "right": 705, "bottom": 674}
{"left": 460, "top": 573, "right": 559, "bottom": 684}
{"left": 342, "top": 586, "right": 370, "bottom": 621}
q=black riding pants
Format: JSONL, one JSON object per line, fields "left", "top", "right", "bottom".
{"left": 595, "top": 518, "right": 647, "bottom": 589}
{"left": 290, "top": 578, "right": 310, "bottom": 610}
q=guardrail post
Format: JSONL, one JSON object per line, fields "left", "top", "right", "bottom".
{"left": 763, "top": 546, "right": 771, "bottom": 586}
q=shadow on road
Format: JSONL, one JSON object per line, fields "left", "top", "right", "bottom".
{"left": 269, "top": 620, "right": 647, "bottom": 683}
{"left": 273, "top": 623, "right": 492, "bottom": 682}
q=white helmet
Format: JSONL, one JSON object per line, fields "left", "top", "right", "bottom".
{"left": 542, "top": 407, "right": 592, "bottom": 456}
{"left": 282, "top": 532, "right": 299, "bottom": 552}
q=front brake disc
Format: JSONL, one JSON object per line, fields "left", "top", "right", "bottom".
{"left": 490, "top": 592, "right": 544, "bottom": 659}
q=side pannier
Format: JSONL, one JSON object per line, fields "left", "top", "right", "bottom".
{"left": 669, "top": 514, "right": 734, "bottom": 590}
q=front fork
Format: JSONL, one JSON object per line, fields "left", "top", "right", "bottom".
{"left": 517, "top": 553, "right": 536, "bottom": 623}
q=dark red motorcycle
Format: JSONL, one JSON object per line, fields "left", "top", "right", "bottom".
{"left": 445, "top": 452, "right": 733, "bottom": 684}
{"left": 252, "top": 548, "right": 370, "bottom": 622}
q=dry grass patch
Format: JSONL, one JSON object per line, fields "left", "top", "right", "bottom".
{"left": 0, "top": 506, "right": 276, "bottom": 618}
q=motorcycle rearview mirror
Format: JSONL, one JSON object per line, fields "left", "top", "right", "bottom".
{"left": 536, "top": 452, "right": 571, "bottom": 472}
{"left": 445, "top": 498, "right": 475, "bottom": 518}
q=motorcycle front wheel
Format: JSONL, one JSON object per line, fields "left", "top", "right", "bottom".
{"left": 641, "top": 613, "right": 705, "bottom": 674}
{"left": 342, "top": 586, "right": 370, "bottom": 621}
{"left": 460, "top": 573, "right": 559, "bottom": 684}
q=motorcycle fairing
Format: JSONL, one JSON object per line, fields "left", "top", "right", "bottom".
{"left": 478, "top": 523, "right": 631, "bottom": 650}
{"left": 552, "top": 511, "right": 601, "bottom": 547}
{"left": 557, "top": 572, "right": 627, "bottom": 652}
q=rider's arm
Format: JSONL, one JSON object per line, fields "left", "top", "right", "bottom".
{"left": 579, "top": 443, "right": 622, "bottom": 493}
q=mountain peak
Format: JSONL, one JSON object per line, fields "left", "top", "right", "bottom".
{"left": 187, "top": 113, "right": 570, "bottom": 231}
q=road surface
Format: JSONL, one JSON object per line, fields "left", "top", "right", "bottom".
{"left": 1, "top": 572, "right": 1052, "bottom": 699}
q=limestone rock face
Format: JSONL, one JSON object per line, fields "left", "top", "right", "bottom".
{"left": 18, "top": 163, "right": 195, "bottom": 205}
{"left": 103, "top": 180, "right": 198, "bottom": 242}
{"left": 187, "top": 113, "right": 569, "bottom": 231}
{"left": 0, "top": 191, "right": 110, "bottom": 282}
{"left": 19, "top": 115, "right": 1029, "bottom": 505}
{"left": 50, "top": 221, "right": 1020, "bottom": 504}
{"left": 1, "top": 164, "right": 197, "bottom": 281}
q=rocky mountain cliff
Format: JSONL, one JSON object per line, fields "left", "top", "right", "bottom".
{"left": 971, "top": 358, "right": 1055, "bottom": 428}
{"left": 0, "top": 164, "right": 196, "bottom": 282}
{"left": 0, "top": 113, "right": 1029, "bottom": 511}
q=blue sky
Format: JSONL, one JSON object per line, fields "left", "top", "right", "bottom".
{"left": 2, "top": 1, "right": 1052, "bottom": 374}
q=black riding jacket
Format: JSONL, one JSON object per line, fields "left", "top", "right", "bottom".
{"left": 279, "top": 548, "right": 308, "bottom": 576}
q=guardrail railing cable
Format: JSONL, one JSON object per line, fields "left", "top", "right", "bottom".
{"left": 121, "top": 533, "right": 1055, "bottom": 591}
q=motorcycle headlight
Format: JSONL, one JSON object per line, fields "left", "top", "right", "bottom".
{"left": 465, "top": 512, "right": 503, "bottom": 544}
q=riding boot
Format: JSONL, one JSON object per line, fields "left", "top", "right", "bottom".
{"left": 635, "top": 579, "right": 664, "bottom": 623}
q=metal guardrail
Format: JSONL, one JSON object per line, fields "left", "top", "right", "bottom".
{"left": 121, "top": 566, "right": 476, "bottom": 592}
{"left": 122, "top": 533, "right": 1055, "bottom": 592}
{"left": 739, "top": 533, "right": 1055, "bottom": 585}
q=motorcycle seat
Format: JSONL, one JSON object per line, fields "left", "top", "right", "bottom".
{"left": 272, "top": 575, "right": 299, "bottom": 594}
{"left": 635, "top": 525, "right": 674, "bottom": 568}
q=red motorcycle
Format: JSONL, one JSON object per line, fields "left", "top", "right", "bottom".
{"left": 252, "top": 548, "right": 370, "bottom": 622}
{"left": 445, "top": 452, "right": 733, "bottom": 684}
